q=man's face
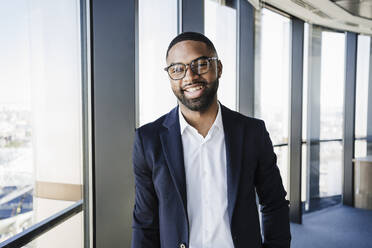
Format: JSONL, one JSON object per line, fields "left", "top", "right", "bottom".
{"left": 166, "top": 40, "right": 222, "bottom": 112}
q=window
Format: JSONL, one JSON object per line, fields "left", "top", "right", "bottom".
{"left": 354, "top": 35, "right": 371, "bottom": 158}
{"left": 318, "top": 31, "right": 345, "bottom": 200}
{"left": 255, "top": 8, "right": 290, "bottom": 192}
{"left": 138, "top": 0, "right": 178, "bottom": 126}
{"left": 205, "top": 0, "right": 237, "bottom": 110}
{"left": 302, "top": 25, "right": 345, "bottom": 212}
{"left": 0, "top": 1, "right": 83, "bottom": 246}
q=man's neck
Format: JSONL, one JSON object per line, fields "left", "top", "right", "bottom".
{"left": 179, "top": 99, "right": 219, "bottom": 138}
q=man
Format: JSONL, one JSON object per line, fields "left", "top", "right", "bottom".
{"left": 132, "top": 32, "right": 291, "bottom": 248}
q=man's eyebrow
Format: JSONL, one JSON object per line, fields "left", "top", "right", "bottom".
{"left": 168, "top": 62, "right": 180, "bottom": 66}
{"left": 169, "top": 56, "right": 209, "bottom": 65}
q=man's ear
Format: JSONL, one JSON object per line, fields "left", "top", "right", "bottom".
{"left": 217, "top": 60, "right": 223, "bottom": 79}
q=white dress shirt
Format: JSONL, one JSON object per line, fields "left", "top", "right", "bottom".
{"left": 179, "top": 104, "right": 234, "bottom": 248}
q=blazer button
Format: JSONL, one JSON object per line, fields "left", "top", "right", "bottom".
{"left": 179, "top": 243, "right": 186, "bottom": 248}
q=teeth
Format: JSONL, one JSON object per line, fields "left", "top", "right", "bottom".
{"left": 186, "top": 86, "right": 203, "bottom": 92}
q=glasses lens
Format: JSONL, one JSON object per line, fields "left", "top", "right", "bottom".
{"left": 168, "top": 64, "right": 186, "bottom": 79}
{"left": 192, "top": 58, "right": 210, "bottom": 75}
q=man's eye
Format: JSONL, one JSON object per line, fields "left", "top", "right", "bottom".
{"left": 171, "top": 65, "right": 185, "bottom": 73}
{"left": 195, "top": 59, "right": 208, "bottom": 67}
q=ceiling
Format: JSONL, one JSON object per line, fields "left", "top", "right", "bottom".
{"left": 332, "top": 0, "right": 372, "bottom": 20}
{"left": 248, "top": 0, "right": 372, "bottom": 35}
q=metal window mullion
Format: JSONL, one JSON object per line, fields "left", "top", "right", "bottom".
{"left": 288, "top": 17, "right": 304, "bottom": 224}
{"left": 79, "top": 0, "right": 92, "bottom": 246}
{"left": 237, "top": 0, "right": 254, "bottom": 117}
{"left": 343, "top": 32, "right": 357, "bottom": 206}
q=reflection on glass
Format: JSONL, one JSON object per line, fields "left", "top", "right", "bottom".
{"left": 256, "top": 8, "right": 290, "bottom": 145}
{"left": 205, "top": 0, "right": 237, "bottom": 110}
{"left": 320, "top": 31, "right": 345, "bottom": 140}
{"left": 0, "top": 1, "right": 83, "bottom": 245}
{"left": 139, "top": 0, "right": 178, "bottom": 126}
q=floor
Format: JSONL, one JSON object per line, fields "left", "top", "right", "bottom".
{"left": 290, "top": 205, "right": 372, "bottom": 248}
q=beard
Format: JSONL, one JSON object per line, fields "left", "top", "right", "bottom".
{"left": 173, "top": 78, "right": 219, "bottom": 112}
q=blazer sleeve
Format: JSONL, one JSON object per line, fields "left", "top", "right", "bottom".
{"left": 131, "top": 129, "right": 160, "bottom": 248}
{"left": 254, "top": 121, "right": 291, "bottom": 248}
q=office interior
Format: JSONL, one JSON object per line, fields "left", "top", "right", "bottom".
{"left": 0, "top": 0, "right": 372, "bottom": 247}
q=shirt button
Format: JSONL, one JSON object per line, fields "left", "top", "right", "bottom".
{"left": 179, "top": 243, "right": 186, "bottom": 248}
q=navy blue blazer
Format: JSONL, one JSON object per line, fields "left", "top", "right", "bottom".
{"left": 132, "top": 104, "right": 291, "bottom": 248}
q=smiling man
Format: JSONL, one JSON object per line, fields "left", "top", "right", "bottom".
{"left": 131, "top": 32, "right": 291, "bottom": 248}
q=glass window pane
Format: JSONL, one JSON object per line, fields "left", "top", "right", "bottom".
{"left": 255, "top": 8, "right": 290, "bottom": 145}
{"left": 319, "top": 141, "right": 343, "bottom": 198}
{"left": 205, "top": 0, "right": 237, "bottom": 110}
{"left": 0, "top": 0, "right": 83, "bottom": 244}
{"left": 28, "top": 211, "right": 83, "bottom": 248}
{"left": 274, "top": 146, "right": 289, "bottom": 195}
{"left": 320, "top": 31, "right": 345, "bottom": 140}
{"left": 302, "top": 23, "right": 309, "bottom": 141}
{"left": 302, "top": 26, "right": 345, "bottom": 212}
{"left": 139, "top": 0, "right": 178, "bottom": 126}
{"left": 355, "top": 35, "right": 370, "bottom": 139}
{"left": 301, "top": 144, "right": 307, "bottom": 203}
{"left": 355, "top": 140, "right": 367, "bottom": 158}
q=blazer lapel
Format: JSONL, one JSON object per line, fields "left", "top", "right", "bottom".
{"left": 221, "top": 104, "right": 245, "bottom": 225}
{"left": 159, "top": 106, "right": 188, "bottom": 217}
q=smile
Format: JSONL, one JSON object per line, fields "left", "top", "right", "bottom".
{"left": 184, "top": 85, "right": 204, "bottom": 92}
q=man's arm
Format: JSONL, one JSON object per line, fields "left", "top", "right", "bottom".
{"left": 254, "top": 121, "right": 291, "bottom": 248}
{"left": 131, "top": 129, "right": 160, "bottom": 248}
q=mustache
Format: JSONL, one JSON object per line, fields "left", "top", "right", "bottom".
{"left": 181, "top": 81, "right": 207, "bottom": 91}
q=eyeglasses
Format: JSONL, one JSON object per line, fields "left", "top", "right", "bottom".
{"left": 164, "top": 56, "right": 218, "bottom": 80}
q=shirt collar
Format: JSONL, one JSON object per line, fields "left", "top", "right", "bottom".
{"left": 178, "top": 103, "right": 223, "bottom": 135}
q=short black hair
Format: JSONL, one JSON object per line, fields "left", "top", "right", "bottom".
{"left": 166, "top": 32, "right": 217, "bottom": 59}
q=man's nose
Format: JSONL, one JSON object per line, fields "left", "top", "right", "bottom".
{"left": 183, "top": 66, "right": 199, "bottom": 83}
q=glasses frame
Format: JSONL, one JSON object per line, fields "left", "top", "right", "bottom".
{"left": 164, "top": 56, "right": 218, "bottom": 80}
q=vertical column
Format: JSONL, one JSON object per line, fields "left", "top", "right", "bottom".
{"left": 289, "top": 17, "right": 304, "bottom": 224}
{"left": 179, "top": 0, "right": 204, "bottom": 33}
{"left": 306, "top": 25, "right": 321, "bottom": 208}
{"left": 91, "top": 0, "right": 136, "bottom": 247}
{"left": 343, "top": 32, "right": 357, "bottom": 206}
{"left": 237, "top": 0, "right": 255, "bottom": 116}
{"left": 367, "top": 40, "right": 372, "bottom": 155}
